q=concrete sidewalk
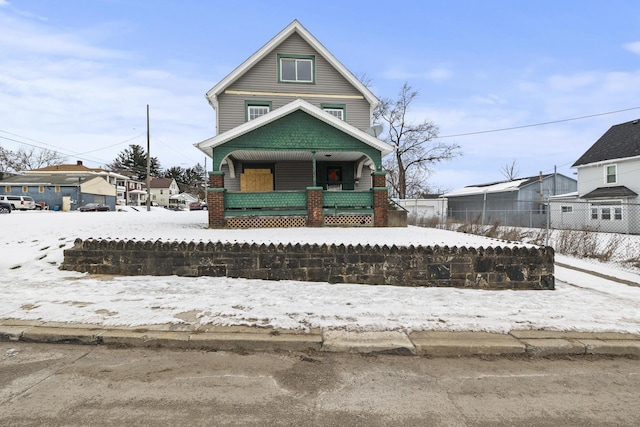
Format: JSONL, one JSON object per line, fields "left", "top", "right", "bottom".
{"left": 1, "top": 318, "right": 639, "bottom": 358}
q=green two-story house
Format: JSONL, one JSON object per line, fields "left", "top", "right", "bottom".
{"left": 195, "top": 20, "right": 393, "bottom": 228}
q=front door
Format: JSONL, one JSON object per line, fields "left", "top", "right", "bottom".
{"left": 240, "top": 168, "right": 274, "bottom": 192}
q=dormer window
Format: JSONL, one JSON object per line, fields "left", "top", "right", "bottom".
{"left": 605, "top": 164, "right": 617, "bottom": 184}
{"left": 278, "top": 54, "right": 314, "bottom": 83}
{"left": 245, "top": 101, "right": 272, "bottom": 121}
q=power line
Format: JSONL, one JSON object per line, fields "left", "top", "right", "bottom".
{"left": 0, "top": 130, "right": 145, "bottom": 166}
{"left": 438, "top": 106, "right": 640, "bottom": 139}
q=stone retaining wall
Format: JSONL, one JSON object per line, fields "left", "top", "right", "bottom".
{"left": 61, "top": 239, "right": 554, "bottom": 290}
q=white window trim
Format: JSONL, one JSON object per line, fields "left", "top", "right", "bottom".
{"left": 590, "top": 200, "right": 623, "bottom": 221}
{"left": 279, "top": 57, "right": 314, "bottom": 83}
{"left": 248, "top": 105, "right": 270, "bottom": 120}
{"left": 323, "top": 108, "right": 344, "bottom": 120}
{"left": 604, "top": 163, "right": 617, "bottom": 184}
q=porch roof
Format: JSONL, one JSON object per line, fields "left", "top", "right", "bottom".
{"left": 581, "top": 186, "right": 638, "bottom": 199}
{"left": 194, "top": 99, "right": 393, "bottom": 159}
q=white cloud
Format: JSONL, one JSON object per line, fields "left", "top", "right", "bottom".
{"left": 0, "top": 0, "right": 9, "bottom": 7}
{"left": 623, "top": 41, "right": 640, "bottom": 55}
{"left": 547, "top": 72, "right": 597, "bottom": 91}
{"left": 0, "top": 14, "right": 124, "bottom": 59}
{"left": 382, "top": 64, "right": 452, "bottom": 82}
{"left": 470, "top": 94, "right": 508, "bottom": 105}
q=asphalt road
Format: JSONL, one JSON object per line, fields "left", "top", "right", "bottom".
{"left": 1, "top": 342, "right": 639, "bottom": 426}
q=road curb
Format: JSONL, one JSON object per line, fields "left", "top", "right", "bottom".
{"left": 1, "top": 320, "right": 639, "bottom": 357}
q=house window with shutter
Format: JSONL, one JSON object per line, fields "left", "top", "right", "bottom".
{"left": 278, "top": 54, "right": 314, "bottom": 83}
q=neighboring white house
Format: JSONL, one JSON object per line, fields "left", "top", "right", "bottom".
{"left": 550, "top": 119, "right": 640, "bottom": 233}
{"left": 148, "top": 177, "right": 180, "bottom": 207}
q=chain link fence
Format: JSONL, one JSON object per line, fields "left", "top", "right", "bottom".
{"left": 408, "top": 198, "right": 640, "bottom": 270}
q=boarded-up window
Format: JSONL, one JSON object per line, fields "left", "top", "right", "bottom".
{"left": 240, "top": 169, "right": 274, "bottom": 192}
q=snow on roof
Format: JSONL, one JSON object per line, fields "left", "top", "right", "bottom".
{"left": 444, "top": 179, "right": 529, "bottom": 197}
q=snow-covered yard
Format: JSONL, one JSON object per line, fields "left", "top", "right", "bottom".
{"left": 1, "top": 208, "right": 639, "bottom": 334}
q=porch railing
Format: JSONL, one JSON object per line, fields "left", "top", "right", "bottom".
{"left": 223, "top": 190, "right": 374, "bottom": 216}
{"left": 225, "top": 190, "right": 308, "bottom": 216}
{"left": 323, "top": 190, "right": 374, "bottom": 215}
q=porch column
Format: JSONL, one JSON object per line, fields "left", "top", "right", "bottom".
{"left": 372, "top": 171, "right": 388, "bottom": 227}
{"left": 307, "top": 187, "right": 324, "bottom": 227}
{"left": 207, "top": 171, "right": 226, "bottom": 229}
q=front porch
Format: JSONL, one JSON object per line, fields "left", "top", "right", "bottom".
{"left": 207, "top": 171, "right": 389, "bottom": 228}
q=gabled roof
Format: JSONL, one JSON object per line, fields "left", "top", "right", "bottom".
{"left": 205, "top": 20, "right": 378, "bottom": 110}
{"left": 149, "top": 177, "right": 175, "bottom": 189}
{"left": 25, "top": 162, "right": 128, "bottom": 180}
{"left": 580, "top": 186, "right": 638, "bottom": 199}
{"left": 573, "top": 119, "right": 640, "bottom": 167}
{"left": 0, "top": 173, "right": 106, "bottom": 186}
{"left": 27, "top": 163, "right": 105, "bottom": 173}
{"left": 195, "top": 98, "right": 393, "bottom": 156}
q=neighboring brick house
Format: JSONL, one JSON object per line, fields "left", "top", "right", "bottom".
{"left": 195, "top": 20, "right": 393, "bottom": 228}
{"left": 148, "top": 177, "right": 179, "bottom": 207}
{"left": 550, "top": 119, "right": 640, "bottom": 233}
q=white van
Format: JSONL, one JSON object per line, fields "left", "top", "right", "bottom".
{"left": 0, "top": 195, "right": 36, "bottom": 210}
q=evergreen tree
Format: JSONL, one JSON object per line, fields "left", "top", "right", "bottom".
{"left": 108, "top": 144, "right": 161, "bottom": 180}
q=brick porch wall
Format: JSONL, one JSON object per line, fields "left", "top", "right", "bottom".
{"left": 307, "top": 187, "right": 323, "bottom": 227}
{"left": 208, "top": 171, "right": 225, "bottom": 229}
{"left": 372, "top": 171, "right": 388, "bottom": 227}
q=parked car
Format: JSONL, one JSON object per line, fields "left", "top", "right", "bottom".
{"left": 0, "top": 201, "right": 11, "bottom": 214}
{"left": 78, "top": 203, "right": 110, "bottom": 212}
{"left": 189, "top": 201, "right": 202, "bottom": 211}
{"left": 0, "top": 195, "right": 36, "bottom": 210}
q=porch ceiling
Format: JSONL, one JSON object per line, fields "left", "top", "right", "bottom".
{"left": 227, "top": 150, "right": 368, "bottom": 163}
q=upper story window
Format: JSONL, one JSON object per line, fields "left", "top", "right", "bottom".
{"left": 245, "top": 101, "right": 272, "bottom": 121}
{"left": 605, "top": 164, "right": 617, "bottom": 184}
{"left": 322, "top": 103, "right": 346, "bottom": 121}
{"left": 278, "top": 54, "right": 314, "bottom": 83}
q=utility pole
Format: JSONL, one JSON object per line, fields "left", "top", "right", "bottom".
{"left": 146, "top": 104, "right": 151, "bottom": 212}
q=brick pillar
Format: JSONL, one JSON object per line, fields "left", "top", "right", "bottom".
{"left": 307, "top": 187, "right": 324, "bottom": 227}
{"left": 208, "top": 171, "right": 225, "bottom": 229}
{"left": 372, "top": 171, "right": 388, "bottom": 227}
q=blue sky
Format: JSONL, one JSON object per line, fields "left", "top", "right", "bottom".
{"left": 1, "top": 0, "right": 640, "bottom": 191}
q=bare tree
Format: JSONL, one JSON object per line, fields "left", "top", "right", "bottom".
{"left": 376, "top": 82, "right": 461, "bottom": 199}
{"left": 500, "top": 160, "right": 520, "bottom": 180}
{"left": 0, "top": 146, "right": 65, "bottom": 172}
